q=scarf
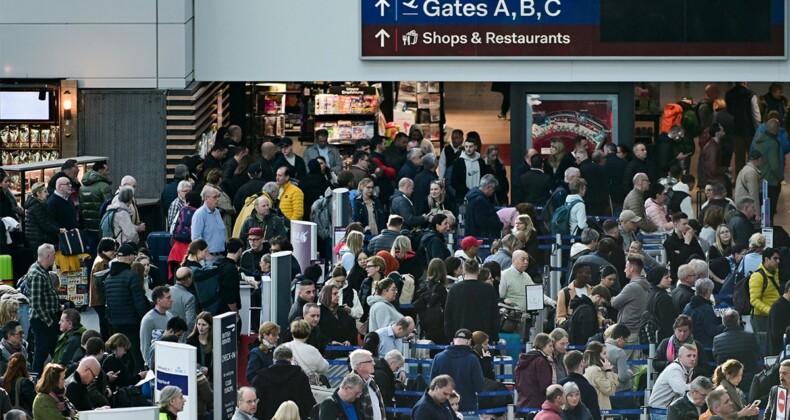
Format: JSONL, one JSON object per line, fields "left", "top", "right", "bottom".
{"left": 1, "top": 338, "right": 21, "bottom": 354}
{"left": 48, "top": 391, "right": 72, "bottom": 416}
{"left": 666, "top": 334, "right": 693, "bottom": 362}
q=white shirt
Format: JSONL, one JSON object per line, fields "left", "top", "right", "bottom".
{"left": 366, "top": 376, "right": 383, "bottom": 420}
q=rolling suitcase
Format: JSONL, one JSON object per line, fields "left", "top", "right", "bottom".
{"left": 0, "top": 255, "right": 11, "bottom": 286}
{"left": 146, "top": 231, "right": 172, "bottom": 275}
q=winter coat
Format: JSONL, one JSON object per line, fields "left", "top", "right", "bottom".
{"left": 622, "top": 157, "right": 658, "bottom": 192}
{"left": 318, "top": 304, "right": 357, "bottom": 345}
{"left": 54, "top": 325, "right": 86, "bottom": 365}
{"left": 444, "top": 280, "right": 500, "bottom": 342}
{"left": 519, "top": 168, "right": 554, "bottom": 206}
{"left": 464, "top": 188, "right": 503, "bottom": 238}
{"left": 107, "top": 202, "right": 138, "bottom": 244}
{"left": 367, "top": 295, "right": 403, "bottom": 332}
{"left": 390, "top": 190, "right": 426, "bottom": 229}
{"left": 318, "top": 389, "right": 364, "bottom": 420}
{"left": 566, "top": 295, "right": 600, "bottom": 346}
{"left": 411, "top": 390, "right": 456, "bottom": 420}
{"left": 24, "top": 195, "right": 59, "bottom": 249}
{"left": 605, "top": 154, "right": 627, "bottom": 206}
{"left": 584, "top": 365, "right": 618, "bottom": 410}
{"left": 253, "top": 360, "right": 316, "bottom": 420}
{"left": 373, "top": 357, "right": 397, "bottom": 408}
{"left": 78, "top": 170, "right": 112, "bottom": 231}
{"left": 238, "top": 212, "right": 286, "bottom": 243}
{"left": 713, "top": 327, "right": 760, "bottom": 393}
{"left": 663, "top": 230, "right": 704, "bottom": 281}
{"left": 578, "top": 159, "right": 609, "bottom": 215}
{"left": 352, "top": 195, "right": 387, "bottom": 234}
{"left": 420, "top": 229, "right": 450, "bottom": 262}
{"left": 534, "top": 400, "right": 563, "bottom": 420}
{"left": 749, "top": 263, "right": 781, "bottom": 317}
{"left": 653, "top": 336, "right": 710, "bottom": 378}
{"left": 430, "top": 345, "right": 485, "bottom": 412}
{"left": 278, "top": 181, "right": 304, "bottom": 221}
{"left": 558, "top": 372, "right": 601, "bottom": 420}
{"left": 734, "top": 162, "right": 761, "bottom": 212}
{"left": 622, "top": 188, "right": 658, "bottom": 233}
{"left": 699, "top": 139, "right": 727, "bottom": 188}
{"left": 415, "top": 280, "right": 448, "bottom": 344}
{"left": 647, "top": 286, "right": 678, "bottom": 344}
{"left": 767, "top": 292, "right": 790, "bottom": 356}
{"left": 728, "top": 210, "right": 755, "bottom": 249}
{"left": 682, "top": 295, "right": 724, "bottom": 346}
{"left": 368, "top": 229, "right": 402, "bottom": 255}
{"left": 47, "top": 192, "right": 78, "bottom": 230}
{"left": 644, "top": 199, "right": 673, "bottom": 232}
{"left": 245, "top": 345, "right": 274, "bottom": 384}
{"left": 562, "top": 403, "right": 594, "bottom": 420}
{"left": 666, "top": 393, "right": 701, "bottom": 420}
{"left": 413, "top": 168, "right": 439, "bottom": 214}
{"left": 515, "top": 350, "right": 553, "bottom": 408}
{"left": 104, "top": 262, "right": 149, "bottom": 326}
{"left": 754, "top": 130, "right": 782, "bottom": 186}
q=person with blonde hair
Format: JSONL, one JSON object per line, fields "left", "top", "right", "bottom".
{"left": 246, "top": 322, "right": 280, "bottom": 384}
{"left": 339, "top": 231, "right": 364, "bottom": 273}
{"left": 270, "top": 400, "right": 300, "bottom": 420}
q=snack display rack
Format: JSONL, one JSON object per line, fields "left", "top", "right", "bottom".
{"left": 0, "top": 155, "right": 108, "bottom": 206}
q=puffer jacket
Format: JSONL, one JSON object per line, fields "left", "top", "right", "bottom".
{"left": 749, "top": 263, "right": 781, "bottom": 317}
{"left": 238, "top": 212, "right": 286, "bottom": 243}
{"left": 278, "top": 181, "right": 304, "bottom": 222}
{"left": 23, "top": 195, "right": 59, "bottom": 249}
{"left": 644, "top": 198, "right": 673, "bottom": 231}
{"left": 107, "top": 202, "right": 138, "bottom": 244}
{"left": 104, "top": 262, "right": 149, "bottom": 326}
{"left": 419, "top": 229, "right": 450, "bottom": 261}
{"left": 78, "top": 170, "right": 112, "bottom": 231}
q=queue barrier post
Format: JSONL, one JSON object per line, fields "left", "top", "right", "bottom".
{"left": 507, "top": 404, "right": 515, "bottom": 420}
{"left": 549, "top": 233, "right": 562, "bottom": 300}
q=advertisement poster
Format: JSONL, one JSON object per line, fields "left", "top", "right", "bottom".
{"left": 213, "top": 313, "right": 238, "bottom": 420}
{"left": 527, "top": 94, "right": 617, "bottom": 154}
{"left": 290, "top": 221, "right": 317, "bottom": 275}
{"left": 155, "top": 341, "right": 197, "bottom": 419}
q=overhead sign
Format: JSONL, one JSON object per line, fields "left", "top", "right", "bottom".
{"left": 361, "top": 0, "right": 785, "bottom": 58}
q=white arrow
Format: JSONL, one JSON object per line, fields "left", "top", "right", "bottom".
{"left": 375, "top": 29, "right": 390, "bottom": 48}
{"left": 375, "top": 0, "right": 390, "bottom": 16}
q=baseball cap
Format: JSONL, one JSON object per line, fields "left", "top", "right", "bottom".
{"left": 461, "top": 236, "right": 484, "bottom": 250}
{"left": 619, "top": 210, "right": 642, "bottom": 223}
{"left": 117, "top": 242, "right": 137, "bottom": 257}
{"left": 749, "top": 149, "right": 762, "bottom": 160}
{"left": 455, "top": 329, "right": 472, "bottom": 340}
{"left": 247, "top": 227, "right": 264, "bottom": 238}
{"left": 247, "top": 162, "right": 262, "bottom": 174}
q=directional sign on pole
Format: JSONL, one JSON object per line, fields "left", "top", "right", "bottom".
{"left": 360, "top": 0, "right": 785, "bottom": 58}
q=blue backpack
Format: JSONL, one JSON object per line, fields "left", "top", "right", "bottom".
{"left": 100, "top": 207, "right": 127, "bottom": 239}
{"left": 172, "top": 206, "right": 196, "bottom": 243}
{"left": 550, "top": 200, "right": 584, "bottom": 235}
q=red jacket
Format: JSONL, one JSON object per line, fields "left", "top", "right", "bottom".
{"left": 534, "top": 400, "right": 563, "bottom": 420}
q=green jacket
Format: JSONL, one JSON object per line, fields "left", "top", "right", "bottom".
{"left": 53, "top": 325, "right": 86, "bottom": 365}
{"left": 754, "top": 131, "right": 782, "bottom": 186}
{"left": 79, "top": 170, "right": 112, "bottom": 230}
{"left": 33, "top": 392, "right": 74, "bottom": 419}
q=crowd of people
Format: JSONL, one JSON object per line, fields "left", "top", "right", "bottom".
{"left": 0, "top": 82, "right": 788, "bottom": 419}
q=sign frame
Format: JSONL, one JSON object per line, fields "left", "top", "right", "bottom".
{"left": 213, "top": 312, "right": 238, "bottom": 420}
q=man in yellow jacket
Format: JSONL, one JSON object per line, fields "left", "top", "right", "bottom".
{"left": 749, "top": 248, "right": 781, "bottom": 347}
{"left": 276, "top": 166, "right": 304, "bottom": 222}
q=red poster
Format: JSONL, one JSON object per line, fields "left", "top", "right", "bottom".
{"left": 527, "top": 94, "right": 616, "bottom": 155}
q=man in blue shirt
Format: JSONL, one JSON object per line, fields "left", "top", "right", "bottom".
{"left": 191, "top": 186, "right": 226, "bottom": 256}
{"left": 375, "top": 317, "right": 414, "bottom": 356}
{"left": 318, "top": 373, "right": 365, "bottom": 419}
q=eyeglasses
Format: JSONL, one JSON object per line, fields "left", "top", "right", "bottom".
{"left": 88, "top": 368, "right": 99, "bottom": 382}
{"left": 244, "top": 399, "right": 259, "bottom": 404}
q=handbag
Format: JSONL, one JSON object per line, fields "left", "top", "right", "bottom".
{"left": 499, "top": 303, "right": 523, "bottom": 333}
{"left": 58, "top": 229, "right": 86, "bottom": 255}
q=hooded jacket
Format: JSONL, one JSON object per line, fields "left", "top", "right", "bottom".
{"left": 515, "top": 349, "right": 553, "bottom": 408}
{"left": 749, "top": 263, "right": 781, "bottom": 317}
{"left": 54, "top": 324, "right": 87, "bottom": 365}
{"left": 534, "top": 399, "right": 563, "bottom": 420}
{"left": 451, "top": 151, "right": 490, "bottom": 202}
{"left": 105, "top": 261, "right": 149, "bottom": 326}
{"left": 420, "top": 229, "right": 450, "bottom": 262}
{"left": 682, "top": 295, "right": 723, "bottom": 346}
{"left": 567, "top": 295, "right": 599, "bottom": 346}
{"left": 367, "top": 295, "right": 403, "bottom": 332}
{"left": 252, "top": 360, "right": 316, "bottom": 420}
{"left": 238, "top": 211, "right": 286, "bottom": 243}
{"left": 754, "top": 130, "right": 782, "bottom": 186}
{"left": 78, "top": 170, "right": 112, "bottom": 231}
{"left": 430, "top": 344, "right": 485, "bottom": 412}
{"left": 464, "top": 188, "right": 503, "bottom": 238}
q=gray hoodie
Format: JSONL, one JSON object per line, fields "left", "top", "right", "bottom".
{"left": 367, "top": 295, "right": 402, "bottom": 332}
{"left": 460, "top": 151, "right": 482, "bottom": 189}
{"left": 610, "top": 276, "right": 650, "bottom": 332}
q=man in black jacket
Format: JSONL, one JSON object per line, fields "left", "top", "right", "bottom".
{"left": 578, "top": 150, "right": 610, "bottom": 216}
{"left": 463, "top": 175, "right": 503, "bottom": 238}
{"left": 288, "top": 280, "right": 315, "bottom": 323}
{"left": 767, "top": 281, "right": 790, "bottom": 357}
{"left": 558, "top": 350, "right": 601, "bottom": 419}
{"left": 713, "top": 309, "right": 761, "bottom": 393}
{"left": 622, "top": 142, "right": 658, "bottom": 192}
{"left": 519, "top": 154, "right": 553, "bottom": 207}
{"left": 444, "top": 259, "right": 500, "bottom": 343}
{"left": 253, "top": 345, "right": 316, "bottom": 420}
{"left": 728, "top": 197, "right": 757, "bottom": 249}
{"left": 65, "top": 357, "right": 104, "bottom": 411}
{"left": 665, "top": 376, "right": 713, "bottom": 420}
{"left": 663, "top": 212, "right": 704, "bottom": 282}
{"left": 318, "top": 373, "right": 365, "bottom": 420}
{"left": 765, "top": 360, "right": 790, "bottom": 420}
{"left": 671, "top": 264, "right": 697, "bottom": 315}
{"left": 567, "top": 285, "right": 611, "bottom": 346}
{"left": 215, "top": 239, "right": 243, "bottom": 317}
{"left": 374, "top": 350, "right": 404, "bottom": 410}
{"left": 105, "top": 242, "right": 149, "bottom": 371}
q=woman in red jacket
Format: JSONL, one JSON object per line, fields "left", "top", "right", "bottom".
{"left": 515, "top": 333, "right": 554, "bottom": 408}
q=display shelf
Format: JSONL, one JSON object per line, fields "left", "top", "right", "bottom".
{"left": 395, "top": 81, "right": 445, "bottom": 148}
{"left": 0, "top": 155, "right": 108, "bottom": 205}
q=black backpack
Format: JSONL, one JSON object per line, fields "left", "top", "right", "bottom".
{"left": 112, "top": 386, "right": 150, "bottom": 408}
{"left": 92, "top": 268, "right": 111, "bottom": 304}
{"left": 733, "top": 268, "right": 775, "bottom": 316}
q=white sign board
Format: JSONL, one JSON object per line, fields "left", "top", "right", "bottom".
{"left": 79, "top": 406, "right": 159, "bottom": 420}
{"left": 155, "top": 341, "right": 197, "bottom": 419}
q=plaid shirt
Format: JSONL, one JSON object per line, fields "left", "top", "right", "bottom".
{"left": 28, "top": 262, "right": 60, "bottom": 326}
{"left": 356, "top": 373, "right": 386, "bottom": 420}
{"left": 166, "top": 197, "right": 185, "bottom": 233}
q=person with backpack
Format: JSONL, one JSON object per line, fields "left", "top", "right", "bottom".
{"left": 166, "top": 191, "right": 202, "bottom": 280}
{"left": 566, "top": 285, "right": 611, "bottom": 346}
{"left": 78, "top": 161, "right": 113, "bottom": 232}
{"left": 164, "top": 180, "right": 192, "bottom": 234}
{"left": 420, "top": 213, "right": 451, "bottom": 262}
{"left": 556, "top": 263, "right": 593, "bottom": 326}
{"left": 558, "top": 178, "right": 587, "bottom": 236}
{"left": 103, "top": 186, "right": 138, "bottom": 245}
{"left": 750, "top": 248, "right": 782, "bottom": 348}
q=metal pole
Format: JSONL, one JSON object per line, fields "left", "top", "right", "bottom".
{"left": 507, "top": 404, "right": 515, "bottom": 420}
{"left": 644, "top": 341, "right": 656, "bottom": 419}
{"left": 331, "top": 188, "right": 350, "bottom": 227}
{"left": 549, "top": 233, "right": 562, "bottom": 299}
